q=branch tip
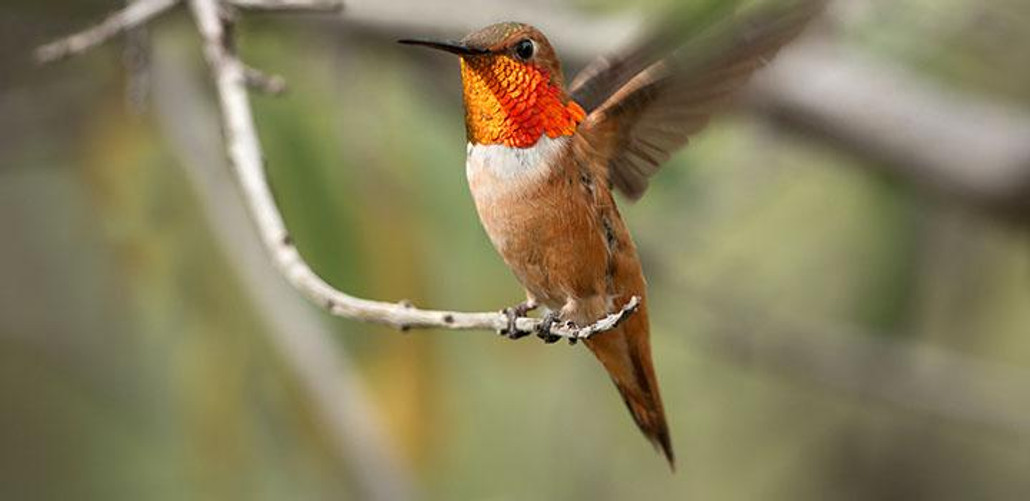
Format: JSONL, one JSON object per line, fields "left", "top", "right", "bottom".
{"left": 245, "top": 66, "right": 288, "bottom": 95}
{"left": 33, "top": 0, "right": 180, "bottom": 65}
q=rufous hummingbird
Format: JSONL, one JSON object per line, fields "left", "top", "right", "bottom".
{"left": 400, "top": 0, "right": 823, "bottom": 467}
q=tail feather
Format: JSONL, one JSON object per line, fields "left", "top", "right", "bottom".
{"left": 614, "top": 348, "right": 674, "bottom": 466}
{"left": 584, "top": 302, "right": 674, "bottom": 468}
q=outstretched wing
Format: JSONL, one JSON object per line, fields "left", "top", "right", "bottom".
{"left": 573, "top": 0, "right": 825, "bottom": 200}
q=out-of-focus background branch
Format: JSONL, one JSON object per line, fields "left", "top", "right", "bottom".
{"left": 3, "top": 0, "right": 1030, "bottom": 499}
{"left": 150, "top": 35, "right": 413, "bottom": 500}
{"left": 748, "top": 42, "right": 1030, "bottom": 218}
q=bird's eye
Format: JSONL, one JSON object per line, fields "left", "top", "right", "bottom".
{"left": 514, "top": 39, "right": 534, "bottom": 60}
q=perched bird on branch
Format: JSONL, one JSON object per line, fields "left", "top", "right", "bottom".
{"left": 401, "top": 0, "right": 825, "bottom": 467}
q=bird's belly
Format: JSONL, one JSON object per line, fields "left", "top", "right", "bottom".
{"left": 466, "top": 138, "right": 609, "bottom": 308}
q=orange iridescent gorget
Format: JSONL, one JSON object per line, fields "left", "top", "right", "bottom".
{"left": 460, "top": 54, "right": 586, "bottom": 148}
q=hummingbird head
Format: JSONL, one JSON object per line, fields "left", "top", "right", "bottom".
{"left": 400, "top": 22, "right": 585, "bottom": 148}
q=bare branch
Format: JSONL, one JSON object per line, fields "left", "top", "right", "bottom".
{"left": 747, "top": 42, "right": 1030, "bottom": 217}
{"left": 182, "top": 0, "right": 638, "bottom": 340}
{"left": 34, "top": 0, "right": 180, "bottom": 63}
{"left": 31, "top": 0, "right": 636, "bottom": 340}
{"left": 229, "top": 0, "right": 344, "bottom": 13}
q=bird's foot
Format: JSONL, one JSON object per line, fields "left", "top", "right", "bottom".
{"left": 500, "top": 301, "right": 538, "bottom": 340}
{"left": 536, "top": 311, "right": 563, "bottom": 344}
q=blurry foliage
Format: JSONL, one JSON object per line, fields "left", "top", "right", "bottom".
{"left": 842, "top": 0, "right": 1030, "bottom": 103}
{"left": 2, "top": 0, "right": 1030, "bottom": 500}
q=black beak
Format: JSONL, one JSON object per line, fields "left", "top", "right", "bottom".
{"left": 397, "top": 38, "right": 489, "bottom": 56}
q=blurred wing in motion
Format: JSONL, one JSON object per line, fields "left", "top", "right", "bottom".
{"left": 573, "top": 0, "right": 826, "bottom": 200}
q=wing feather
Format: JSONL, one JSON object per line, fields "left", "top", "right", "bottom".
{"left": 574, "top": 0, "right": 826, "bottom": 200}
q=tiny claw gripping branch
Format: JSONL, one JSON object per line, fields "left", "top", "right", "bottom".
{"left": 501, "top": 301, "right": 538, "bottom": 339}
{"left": 536, "top": 311, "right": 563, "bottom": 344}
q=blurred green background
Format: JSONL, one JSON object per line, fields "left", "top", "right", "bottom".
{"left": 3, "top": 0, "right": 1030, "bottom": 500}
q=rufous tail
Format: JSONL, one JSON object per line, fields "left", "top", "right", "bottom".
{"left": 584, "top": 301, "right": 674, "bottom": 468}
